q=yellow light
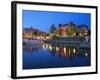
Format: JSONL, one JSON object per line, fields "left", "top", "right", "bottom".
{"left": 49, "top": 45, "right": 52, "bottom": 51}
{"left": 56, "top": 47, "right": 59, "bottom": 52}
{"left": 42, "top": 45, "right": 45, "bottom": 49}
{"left": 73, "top": 48, "right": 76, "bottom": 54}
{"left": 69, "top": 49, "right": 70, "bottom": 56}
{"left": 85, "top": 53, "right": 88, "bottom": 56}
{"left": 42, "top": 44, "right": 48, "bottom": 49}
{"left": 74, "top": 33, "right": 76, "bottom": 36}
{"left": 64, "top": 47, "right": 66, "bottom": 54}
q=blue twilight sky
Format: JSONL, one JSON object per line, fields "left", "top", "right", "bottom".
{"left": 22, "top": 10, "right": 91, "bottom": 32}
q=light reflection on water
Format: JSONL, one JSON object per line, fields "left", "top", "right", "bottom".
{"left": 23, "top": 43, "right": 90, "bottom": 69}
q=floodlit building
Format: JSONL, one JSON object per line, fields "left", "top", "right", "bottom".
{"left": 56, "top": 22, "right": 89, "bottom": 37}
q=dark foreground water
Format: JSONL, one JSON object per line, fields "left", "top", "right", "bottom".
{"left": 23, "top": 43, "right": 90, "bottom": 69}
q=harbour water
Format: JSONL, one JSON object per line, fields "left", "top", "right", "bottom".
{"left": 23, "top": 43, "right": 90, "bottom": 69}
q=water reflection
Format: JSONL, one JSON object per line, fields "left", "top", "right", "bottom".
{"left": 23, "top": 43, "right": 90, "bottom": 69}
{"left": 23, "top": 43, "right": 90, "bottom": 58}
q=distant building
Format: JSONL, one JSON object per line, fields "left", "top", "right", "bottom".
{"left": 23, "top": 27, "right": 48, "bottom": 40}
{"left": 78, "top": 25, "right": 89, "bottom": 37}
{"left": 23, "top": 27, "right": 33, "bottom": 39}
{"left": 23, "top": 22, "right": 90, "bottom": 40}
{"left": 56, "top": 22, "right": 89, "bottom": 37}
{"left": 60, "top": 24, "right": 69, "bottom": 37}
{"left": 57, "top": 22, "right": 77, "bottom": 37}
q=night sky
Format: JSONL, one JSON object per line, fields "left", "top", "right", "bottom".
{"left": 22, "top": 10, "right": 91, "bottom": 32}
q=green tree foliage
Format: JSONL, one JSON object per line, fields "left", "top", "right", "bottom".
{"left": 67, "top": 22, "right": 78, "bottom": 37}
{"left": 49, "top": 24, "right": 56, "bottom": 34}
{"left": 57, "top": 25, "right": 62, "bottom": 36}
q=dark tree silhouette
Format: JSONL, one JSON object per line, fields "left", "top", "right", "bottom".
{"left": 49, "top": 24, "right": 56, "bottom": 34}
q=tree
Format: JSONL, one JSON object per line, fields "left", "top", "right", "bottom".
{"left": 33, "top": 31, "right": 37, "bottom": 36}
{"left": 58, "top": 24, "right": 62, "bottom": 27}
{"left": 76, "top": 30, "right": 79, "bottom": 36}
{"left": 88, "top": 30, "right": 91, "bottom": 36}
{"left": 49, "top": 24, "right": 56, "bottom": 34}
{"left": 67, "top": 22, "right": 78, "bottom": 37}
{"left": 55, "top": 24, "right": 62, "bottom": 36}
{"left": 57, "top": 27, "right": 62, "bottom": 36}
